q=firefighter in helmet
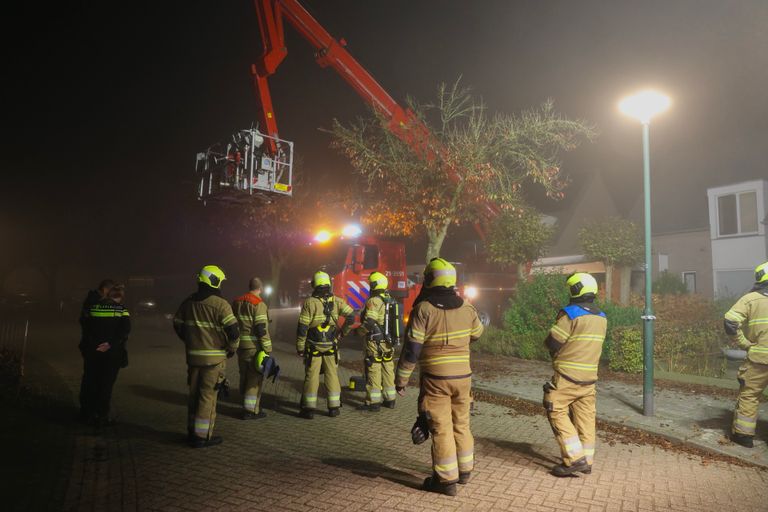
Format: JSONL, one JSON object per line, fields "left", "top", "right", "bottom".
{"left": 726, "top": 261, "right": 768, "bottom": 448}
{"left": 543, "top": 272, "right": 607, "bottom": 476}
{"left": 232, "top": 277, "right": 272, "bottom": 420}
{"left": 173, "top": 265, "right": 239, "bottom": 448}
{"left": 296, "top": 270, "right": 355, "bottom": 419}
{"left": 358, "top": 271, "right": 398, "bottom": 412}
{"left": 395, "top": 258, "right": 484, "bottom": 496}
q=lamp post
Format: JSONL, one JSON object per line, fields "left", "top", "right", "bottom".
{"left": 619, "top": 90, "right": 671, "bottom": 416}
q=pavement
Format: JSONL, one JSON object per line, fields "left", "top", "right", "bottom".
{"left": 6, "top": 307, "right": 768, "bottom": 511}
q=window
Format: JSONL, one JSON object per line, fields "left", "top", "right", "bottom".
{"left": 682, "top": 271, "right": 696, "bottom": 294}
{"left": 363, "top": 245, "right": 379, "bottom": 269}
{"left": 718, "top": 190, "right": 758, "bottom": 236}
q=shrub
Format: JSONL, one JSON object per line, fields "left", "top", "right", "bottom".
{"left": 515, "top": 332, "right": 551, "bottom": 360}
{"left": 653, "top": 271, "right": 688, "bottom": 295}
{"left": 504, "top": 272, "right": 568, "bottom": 337}
{"left": 608, "top": 327, "right": 643, "bottom": 373}
{"left": 471, "top": 325, "right": 516, "bottom": 356}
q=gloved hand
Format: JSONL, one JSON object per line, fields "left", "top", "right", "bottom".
{"left": 396, "top": 385, "right": 407, "bottom": 397}
{"left": 297, "top": 350, "right": 305, "bottom": 358}
{"left": 411, "top": 411, "right": 431, "bottom": 445}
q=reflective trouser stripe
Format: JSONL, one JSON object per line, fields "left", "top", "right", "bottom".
{"left": 244, "top": 394, "right": 258, "bottom": 412}
{"left": 383, "top": 387, "right": 397, "bottom": 400}
{"left": 194, "top": 418, "right": 211, "bottom": 437}
{"left": 328, "top": 393, "right": 341, "bottom": 408}
{"left": 188, "top": 349, "right": 227, "bottom": 357}
{"left": 303, "top": 393, "right": 317, "bottom": 407}
{"left": 563, "top": 435, "right": 584, "bottom": 459}
{"left": 434, "top": 457, "right": 459, "bottom": 483}
{"left": 583, "top": 443, "right": 595, "bottom": 465}
{"left": 734, "top": 413, "right": 757, "bottom": 435}
{"left": 457, "top": 450, "right": 474, "bottom": 472}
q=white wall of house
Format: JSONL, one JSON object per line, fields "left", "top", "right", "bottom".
{"left": 707, "top": 179, "right": 768, "bottom": 297}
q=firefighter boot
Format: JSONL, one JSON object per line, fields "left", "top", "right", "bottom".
{"left": 328, "top": 407, "right": 341, "bottom": 417}
{"left": 299, "top": 408, "right": 315, "bottom": 420}
{"left": 189, "top": 436, "right": 223, "bottom": 449}
{"left": 422, "top": 474, "right": 457, "bottom": 496}
{"left": 242, "top": 410, "right": 267, "bottom": 420}
{"left": 731, "top": 432, "right": 754, "bottom": 448}
{"left": 551, "top": 456, "right": 590, "bottom": 477}
{"left": 382, "top": 400, "right": 396, "bottom": 409}
{"left": 458, "top": 472, "right": 471, "bottom": 484}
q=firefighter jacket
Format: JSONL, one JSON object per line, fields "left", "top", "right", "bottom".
{"left": 724, "top": 286, "right": 768, "bottom": 364}
{"left": 232, "top": 293, "right": 272, "bottom": 353}
{"left": 296, "top": 293, "right": 354, "bottom": 354}
{"left": 360, "top": 291, "right": 395, "bottom": 354}
{"left": 82, "top": 298, "right": 131, "bottom": 354}
{"left": 545, "top": 302, "right": 607, "bottom": 384}
{"left": 174, "top": 285, "right": 240, "bottom": 366}
{"left": 395, "top": 288, "right": 483, "bottom": 386}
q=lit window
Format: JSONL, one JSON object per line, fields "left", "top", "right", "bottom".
{"left": 717, "top": 191, "right": 758, "bottom": 236}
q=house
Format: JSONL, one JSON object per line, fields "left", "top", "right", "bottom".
{"left": 707, "top": 179, "right": 768, "bottom": 297}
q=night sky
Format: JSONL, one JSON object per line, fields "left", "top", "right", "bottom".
{"left": 2, "top": 0, "right": 767, "bottom": 294}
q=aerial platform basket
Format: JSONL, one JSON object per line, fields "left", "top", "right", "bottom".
{"left": 195, "top": 128, "right": 293, "bottom": 204}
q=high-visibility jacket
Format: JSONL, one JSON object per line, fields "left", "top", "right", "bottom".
{"left": 725, "top": 288, "right": 768, "bottom": 365}
{"left": 546, "top": 303, "right": 607, "bottom": 384}
{"left": 395, "top": 298, "right": 483, "bottom": 385}
{"left": 83, "top": 298, "right": 131, "bottom": 352}
{"left": 232, "top": 292, "right": 272, "bottom": 353}
{"left": 296, "top": 294, "right": 354, "bottom": 354}
{"left": 174, "top": 290, "right": 239, "bottom": 366}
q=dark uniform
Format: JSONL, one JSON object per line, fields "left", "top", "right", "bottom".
{"left": 80, "top": 294, "right": 130, "bottom": 423}
{"left": 174, "top": 272, "right": 239, "bottom": 446}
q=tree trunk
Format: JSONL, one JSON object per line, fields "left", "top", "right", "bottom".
{"left": 618, "top": 265, "right": 632, "bottom": 306}
{"left": 425, "top": 221, "right": 450, "bottom": 263}
{"left": 269, "top": 254, "right": 283, "bottom": 308}
{"left": 604, "top": 264, "right": 613, "bottom": 303}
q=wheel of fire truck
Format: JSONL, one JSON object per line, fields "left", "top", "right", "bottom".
{"left": 195, "top": 127, "right": 293, "bottom": 204}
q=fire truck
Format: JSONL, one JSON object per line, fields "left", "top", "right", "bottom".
{"left": 197, "top": 0, "right": 507, "bottom": 321}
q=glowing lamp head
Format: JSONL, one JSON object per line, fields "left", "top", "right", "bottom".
{"left": 341, "top": 224, "right": 362, "bottom": 238}
{"left": 314, "top": 230, "right": 331, "bottom": 244}
{"left": 619, "top": 90, "right": 671, "bottom": 124}
{"left": 264, "top": 285, "right": 273, "bottom": 297}
{"left": 464, "top": 285, "right": 478, "bottom": 300}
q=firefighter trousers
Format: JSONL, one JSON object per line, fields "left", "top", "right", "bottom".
{"left": 543, "top": 373, "right": 596, "bottom": 466}
{"left": 418, "top": 375, "right": 473, "bottom": 484}
{"left": 365, "top": 350, "right": 396, "bottom": 405}
{"left": 187, "top": 361, "right": 225, "bottom": 440}
{"left": 302, "top": 352, "right": 341, "bottom": 410}
{"left": 238, "top": 348, "right": 265, "bottom": 413}
{"left": 733, "top": 359, "right": 768, "bottom": 436}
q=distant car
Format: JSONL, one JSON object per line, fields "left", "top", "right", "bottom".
{"left": 135, "top": 298, "right": 158, "bottom": 314}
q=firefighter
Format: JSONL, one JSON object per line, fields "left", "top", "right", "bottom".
{"left": 173, "top": 265, "right": 239, "bottom": 448}
{"left": 233, "top": 277, "right": 272, "bottom": 420}
{"left": 726, "top": 261, "right": 768, "bottom": 448}
{"left": 395, "top": 258, "right": 484, "bottom": 496}
{"left": 543, "top": 272, "right": 607, "bottom": 477}
{"left": 80, "top": 284, "right": 130, "bottom": 427}
{"left": 358, "top": 271, "right": 398, "bottom": 412}
{"left": 296, "top": 270, "right": 355, "bottom": 419}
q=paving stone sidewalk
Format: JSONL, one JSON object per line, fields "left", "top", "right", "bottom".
{"left": 17, "top": 310, "right": 768, "bottom": 511}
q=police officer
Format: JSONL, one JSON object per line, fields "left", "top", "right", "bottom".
{"left": 358, "top": 271, "right": 398, "bottom": 412}
{"left": 173, "top": 265, "right": 239, "bottom": 448}
{"left": 543, "top": 272, "right": 607, "bottom": 477}
{"left": 296, "top": 271, "right": 354, "bottom": 419}
{"left": 78, "top": 278, "right": 114, "bottom": 422}
{"left": 725, "top": 261, "right": 768, "bottom": 448}
{"left": 395, "top": 258, "right": 484, "bottom": 496}
{"left": 80, "top": 284, "right": 130, "bottom": 427}
{"left": 232, "top": 277, "right": 272, "bottom": 420}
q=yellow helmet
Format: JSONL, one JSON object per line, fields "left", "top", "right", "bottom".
{"left": 566, "top": 272, "right": 598, "bottom": 298}
{"left": 368, "top": 271, "right": 388, "bottom": 291}
{"left": 198, "top": 265, "right": 226, "bottom": 289}
{"left": 424, "top": 257, "right": 457, "bottom": 288}
{"left": 312, "top": 270, "right": 331, "bottom": 288}
{"left": 756, "top": 262, "right": 768, "bottom": 284}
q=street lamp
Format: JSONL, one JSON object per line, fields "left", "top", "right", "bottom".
{"left": 619, "top": 89, "right": 670, "bottom": 417}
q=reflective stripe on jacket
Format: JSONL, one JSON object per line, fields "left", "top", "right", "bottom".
{"left": 296, "top": 295, "right": 354, "bottom": 353}
{"left": 725, "top": 290, "right": 768, "bottom": 365}
{"left": 547, "top": 305, "right": 607, "bottom": 383}
{"left": 174, "top": 294, "right": 239, "bottom": 366}
{"left": 232, "top": 293, "right": 272, "bottom": 352}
